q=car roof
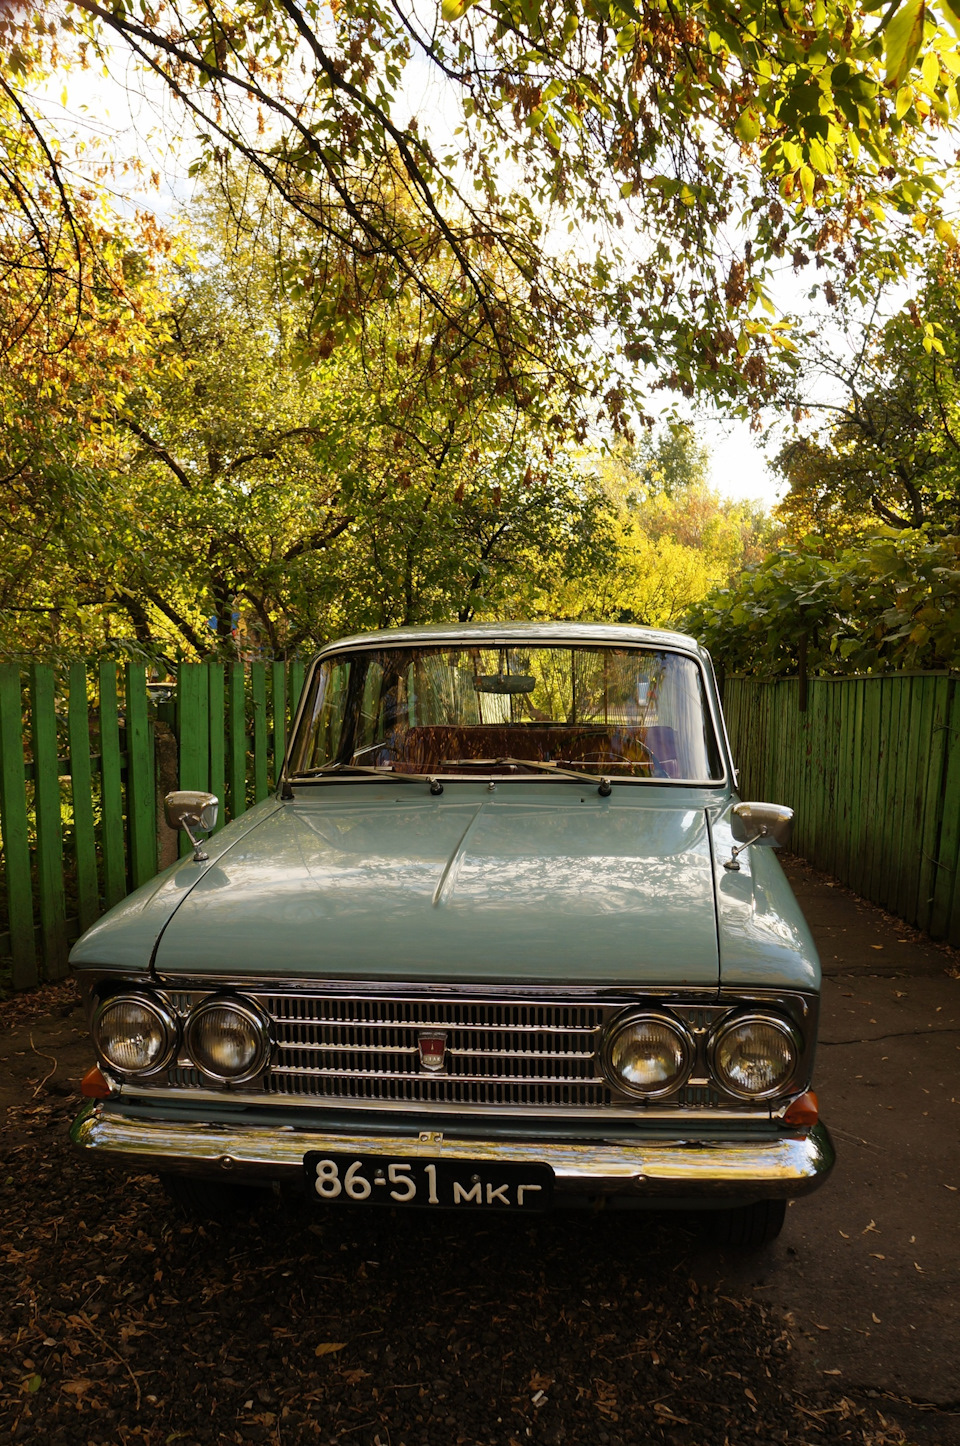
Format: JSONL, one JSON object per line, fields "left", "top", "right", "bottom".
{"left": 316, "top": 620, "right": 706, "bottom": 658}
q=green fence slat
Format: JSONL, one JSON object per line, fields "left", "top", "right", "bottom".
{"left": 98, "top": 660, "right": 127, "bottom": 909}
{"left": 207, "top": 662, "right": 225, "bottom": 831}
{"left": 0, "top": 666, "right": 37, "bottom": 988}
{"left": 899, "top": 676, "right": 931, "bottom": 926}
{"left": 936, "top": 682, "right": 960, "bottom": 942}
{"left": 914, "top": 678, "right": 945, "bottom": 933}
{"left": 797, "top": 684, "right": 811, "bottom": 859}
{"left": 67, "top": 661, "right": 99, "bottom": 934}
{"left": 889, "top": 679, "right": 913, "bottom": 918}
{"left": 177, "top": 664, "right": 205, "bottom": 791}
{"left": 826, "top": 682, "right": 841, "bottom": 876}
{"left": 850, "top": 679, "right": 864, "bottom": 888}
{"left": 251, "top": 662, "right": 268, "bottom": 803}
{"left": 890, "top": 679, "right": 912, "bottom": 913}
{"left": 227, "top": 662, "right": 247, "bottom": 820}
{"left": 862, "top": 677, "right": 885, "bottom": 905}
{"left": 271, "top": 662, "right": 287, "bottom": 786}
{"left": 177, "top": 664, "right": 206, "bottom": 857}
{"left": 835, "top": 681, "right": 852, "bottom": 883}
{"left": 126, "top": 664, "right": 156, "bottom": 889}
{"left": 809, "top": 680, "right": 826, "bottom": 870}
{"left": 30, "top": 664, "right": 68, "bottom": 979}
{"left": 851, "top": 678, "right": 870, "bottom": 897}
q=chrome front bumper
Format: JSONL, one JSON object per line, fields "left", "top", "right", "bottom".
{"left": 70, "top": 1101, "right": 835, "bottom": 1205}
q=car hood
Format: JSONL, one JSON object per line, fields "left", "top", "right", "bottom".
{"left": 151, "top": 791, "right": 721, "bottom": 985}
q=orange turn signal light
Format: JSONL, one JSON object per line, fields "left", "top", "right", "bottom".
{"left": 80, "top": 1065, "right": 111, "bottom": 1099}
{"left": 783, "top": 1090, "right": 819, "bottom": 1127}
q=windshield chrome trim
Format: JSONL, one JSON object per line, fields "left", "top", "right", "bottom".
{"left": 287, "top": 772, "right": 728, "bottom": 789}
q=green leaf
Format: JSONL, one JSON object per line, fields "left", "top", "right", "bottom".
{"left": 735, "top": 109, "right": 761, "bottom": 143}
{"left": 441, "top": 0, "right": 475, "bottom": 20}
{"left": 884, "top": 0, "right": 926, "bottom": 89}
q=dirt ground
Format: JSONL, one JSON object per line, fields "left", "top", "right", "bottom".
{"left": 1, "top": 858, "right": 958, "bottom": 1446}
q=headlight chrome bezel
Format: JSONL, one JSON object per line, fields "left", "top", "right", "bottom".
{"left": 183, "top": 995, "right": 271, "bottom": 1084}
{"left": 601, "top": 1011, "right": 696, "bottom": 1099}
{"left": 707, "top": 1011, "right": 801, "bottom": 1101}
{"left": 93, "top": 992, "right": 180, "bottom": 1078}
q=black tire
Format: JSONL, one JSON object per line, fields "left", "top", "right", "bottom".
{"left": 708, "top": 1198, "right": 787, "bottom": 1249}
{"left": 159, "top": 1172, "right": 260, "bottom": 1222}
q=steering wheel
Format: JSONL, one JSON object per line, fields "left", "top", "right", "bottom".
{"left": 352, "top": 742, "right": 400, "bottom": 763}
{"left": 572, "top": 743, "right": 668, "bottom": 778}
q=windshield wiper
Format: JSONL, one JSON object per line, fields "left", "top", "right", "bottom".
{"left": 291, "top": 764, "right": 442, "bottom": 788}
{"left": 440, "top": 756, "right": 615, "bottom": 793}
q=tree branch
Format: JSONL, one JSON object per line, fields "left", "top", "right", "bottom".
{"left": 123, "top": 418, "right": 194, "bottom": 489}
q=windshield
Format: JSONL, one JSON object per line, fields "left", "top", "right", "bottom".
{"left": 289, "top": 644, "right": 724, "bottom": 782}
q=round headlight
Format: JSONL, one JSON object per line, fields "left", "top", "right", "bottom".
{"left": 184, "top": 998, "right": 268, "bottom": 1082}
{"left": 711, "top": 1015, "right": 799, "bottom": 1099}
{"left": 94, "top": 994, "right": 177, "bottom": 1076}
{"left": 603, "top": 1014, "right": 693, "bottom": 1098}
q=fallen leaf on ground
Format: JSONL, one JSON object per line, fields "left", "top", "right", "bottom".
{"left": 314, "top": 1342, "right": 346, "bottom": 1356}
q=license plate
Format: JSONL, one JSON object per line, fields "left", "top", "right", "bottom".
{"left": 303, "top": 1152, "right": 554, "bottom": 1210}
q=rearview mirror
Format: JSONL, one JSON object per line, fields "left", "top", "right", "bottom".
{"left": 165, "top": 790, "right": 219, "bottom": 862}
{"left": 724, "top": 801, "right": 793, "bottom": 871}
{"left": 474, "top": 674, "right": 536, "bottom": 694}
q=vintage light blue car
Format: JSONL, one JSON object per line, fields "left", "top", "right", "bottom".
{"left": 70, "top": 622, "right": 834, "bottom": 1246}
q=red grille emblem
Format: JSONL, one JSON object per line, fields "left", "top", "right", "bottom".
{"left": 418, "top": 1031, "right": 447, "bottom": 1073}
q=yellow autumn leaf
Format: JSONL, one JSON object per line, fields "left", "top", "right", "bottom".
{"left": 314, "top": 1342, "right": 347, "bottom": 1356}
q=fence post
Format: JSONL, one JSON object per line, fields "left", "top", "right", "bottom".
{"left": 0, "top": 666, "right": 37, "bottom": 989}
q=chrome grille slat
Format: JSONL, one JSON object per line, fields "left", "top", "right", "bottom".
{"left": 256, "top": 992, "right": 614, "bottom": 1108}
{"left": 271, "top": 1065, "right": 605, "bottom": 1083}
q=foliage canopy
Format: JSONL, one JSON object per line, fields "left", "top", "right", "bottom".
{"left": 32, "top": 0, "right": 960, "bottom": 427}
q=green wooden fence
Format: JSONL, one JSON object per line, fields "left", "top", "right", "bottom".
{"left": 0, "top": 659, "right": 307, "bottom": 994}
{"left": 724, "top": 672, "right": 960, "bottom": 947}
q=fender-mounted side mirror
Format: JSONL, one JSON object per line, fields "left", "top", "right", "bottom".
{"left": 165, "top": 790, "right": 219, "bottom": 863}
{"left": 724, "top": 801, "right": 793, "bottom": 872}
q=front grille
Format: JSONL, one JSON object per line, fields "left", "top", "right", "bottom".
{"left": 256, "top": 993, "right": 615, "bottom": 1108}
